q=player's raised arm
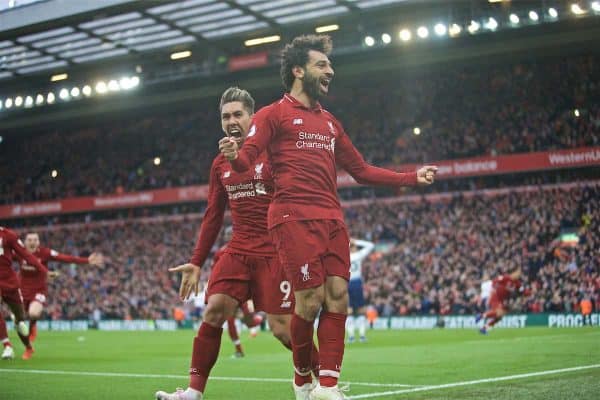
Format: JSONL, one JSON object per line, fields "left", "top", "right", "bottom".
{"left": 189, "top": 158, "right": 228, "bottom": 269}
{"left": 222, "top": 106, "right": 278, "bottom": 172}
{"left": 48, "top": 249, "right": 104, "bottom": 267}
{"left": 353, "top": 239, "right": 375, "bottom": 258}
{"left": 335, "top": 125, "right": 438, "bottom": 186}
{"left": 9, "top": 234, "right": 47, "bottom": 274}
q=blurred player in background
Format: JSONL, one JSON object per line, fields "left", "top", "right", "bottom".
{"left": 346, "top": 239, "right": 374, "bottom": 343}
{"left": 476, "top": 269, "right": 524, "bottom": 334}
{"left": 0, "top": 227, "right": 47, "bottom": 360}
{"left": 479, "top": 273, "right": 492, "bottom": 312}
{"left": 156, "top": 87, "right": 318, "bottom": 400}
{"left": 16, "top": 232, "right": 104, "bottom": 359}
{"left": 220, "top": 34, "right": 437, "bottom": 400}
{"left": 226, "top": 300, "right": 263, "bottom": 358}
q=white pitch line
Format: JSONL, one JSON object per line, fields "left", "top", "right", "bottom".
{"left": 347, "top": 364, "right": 600, "bottom": 399}
{"left": 0, "top": 368, "right": 416, "bottom": 388}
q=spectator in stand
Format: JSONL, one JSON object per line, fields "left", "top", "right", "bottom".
{"left": 0, "top": 184, "right": 596, "bottom": 321}
{"left": 1, "top": 55, "right": 598, "bottom": 204}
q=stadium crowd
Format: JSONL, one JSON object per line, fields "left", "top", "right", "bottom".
{"left": 350, "top": 184, "right": 599, "bottom": 317}
{"left": 1, "top": 55, "right": 598, "bottom": 205}
{"left": 3, "top": 183, "right": 596, "bottom": 321}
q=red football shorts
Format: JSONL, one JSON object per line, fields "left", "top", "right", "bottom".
{"left": 23, "top": 289, "right": 48, "bottom": 310}
{"left": 488, "top": 291, "right": 507, "bottom": 311}
{"left": 269, "top": 219, "right": 350, "bottom": 291}
{"left": 0, "top": 287, "right": 24, "bottom": 306}
{"left": 206, "top": 252, "right": 294, "bottom": 315}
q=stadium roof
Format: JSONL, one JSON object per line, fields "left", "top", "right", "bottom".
{"left": 0, "top": 0, "right": 418, "bottom": 79}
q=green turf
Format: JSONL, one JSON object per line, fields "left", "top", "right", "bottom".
{"left": 0, "top": 327, "right": 598, "bottom": 399}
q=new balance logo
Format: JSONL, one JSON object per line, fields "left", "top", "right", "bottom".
{"left": 293, "top": 118, "right": 303, "bottom": 125}
{"left": 280, "top": 301, "right": 292, "bottom": 308}
{"left": 223, "top": 171, "right": 231, "bottom": 178}
{"left": 301, "top": 263, "right": 311, "bottom": 282}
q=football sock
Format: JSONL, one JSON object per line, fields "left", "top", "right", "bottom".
{"left": 357, "top": 315, "right": 367, "bottom": 338}
{"left": 318, "top": 311, "right": 346, "bottom": 388}
{"left": 189, "top": 322, "right": 223, "bottom": 393}
{"left": 0, "top": 315, "right": 9, "bottom": 344}
{"left": 291, "top": 314, "right": 314, "bottom": 386}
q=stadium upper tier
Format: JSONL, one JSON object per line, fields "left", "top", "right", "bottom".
{"left": 0, "top": 54, "right": 598, "bottom": 205}
{"left": 20, "top": 182, "right": 598, "bottom": 320}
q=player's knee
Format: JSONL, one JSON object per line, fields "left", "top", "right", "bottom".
{"left": 203, "top": 304, "right": 228, "bottom": 326}
{"left": 326, "top": 281, "right": 348, "bottom": 303}
{"left": 295, "top": 296, "right": 325, "bottom": 321}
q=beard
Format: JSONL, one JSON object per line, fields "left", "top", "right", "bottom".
{"left": 301, "top": 71, "right": 325, "bottom": 101}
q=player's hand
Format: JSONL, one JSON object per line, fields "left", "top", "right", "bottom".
{"left": 169, "top": 263, "right": 201, "bottom": 301}
{"left": 417, "top": 165, "right": 438, "bottom": 185}
{"left": 88, "top": 252, "right": 105, "bottom": 267}
{"left": 48, "top": 270, "right": 61, "bottom": 279}
{"left": 219, "top": 137, "right": 239, "bottom": 161}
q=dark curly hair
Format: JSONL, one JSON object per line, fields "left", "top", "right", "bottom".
{"left": 280, "top": 34, "right": 333, "bottom": 91}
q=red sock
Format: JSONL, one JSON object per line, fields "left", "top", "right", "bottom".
{"left": 291, "top": 314, "right": 314, "bottom": 386}
{"left": 189, "top": 323, "right": 223, "bottom": 393}
{"left": 17, "top": 328, "right": 32, "bottom": 350}
{"left": 487, "top": 316, "right": 502, "bottom": 328}
{"left": 0, "top": 314, "right": 8, "bottom": 341}
{"left": 483, "top": 310, "right": 497, "bottom": 319}
{"left": 227, "top": 318, "right": 243, "bottom": 353}
{"left": 317, "top": 311, "right": 346, "bottom": 388}
{"left": 311, "top": 339, "right": 320, "bottom": 375}
{"left": 29, "top": 320, "right": 37, "bottom": 340}
{"left": 283, "top": 337, "right": 319, "bottom": 375}
{"left": 227, "top": 318, "right": 239, "bottom": 341}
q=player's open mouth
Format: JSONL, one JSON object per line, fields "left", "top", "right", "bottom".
{"left": 320, "top": 77, "right": 331, "bottom": 91}
{"left": 228, "top": 127, "right": 242, "bottom": 138}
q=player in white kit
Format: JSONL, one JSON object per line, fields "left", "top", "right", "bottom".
{"left": 477, "top": 274, "right": 492, "bottom": 326}
{"left": 346, "top": 239, "right": 375, "bottom": 343}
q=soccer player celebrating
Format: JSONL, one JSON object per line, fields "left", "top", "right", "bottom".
{"left": 476, "top": 269, "right": 523, "bottom": 334}
{"left": 0, "top": 226, "right": 47, "bottom": 360}
{"left": 227, "top": 300, "right": 264, "bottom": 358}
{"left": 156, "top": 87, "right": 318, "bottom": 400}
{"left": 346, "top": 239, "right": 374, "bottom": 344}
{"left": 16, "top": 232, "right": 104, "bottom": 358}
{"left": 220, "top": 35, "right": 437, "bottom": 400}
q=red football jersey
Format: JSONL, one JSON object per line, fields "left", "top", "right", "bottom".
{"left": 492, "top": 274, "right": 522, "bottom": 302}
{"left": 190, "top": 153, "right": 275, "bottom": 267}
{"left": 230, "top": 94, "right": 418, "bottom": 229}
{"left": 18, "top": 246, "right": 88, "bottom": 295}
{"left": 0, "top": 226, "right": 47, "bottom": 290}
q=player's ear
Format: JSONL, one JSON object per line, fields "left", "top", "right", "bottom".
{"left": 292, "top": 65, "right": 304, "bottom": 79}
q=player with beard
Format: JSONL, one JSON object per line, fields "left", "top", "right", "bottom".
{"left": 156, "top": 87, "right": 319, "bottom": 400}
{"left": 0, "top": 227, "right": 47, "bottom": 361}
{"left": 220, "top": 35, "right": 438, "bottom": 400}
{"left": 15, "top": 232, "right": 104, "bottom": 358}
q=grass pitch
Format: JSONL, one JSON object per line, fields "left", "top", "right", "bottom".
{"left": 0, "top": 327, "right": 598, "bottom": 399}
